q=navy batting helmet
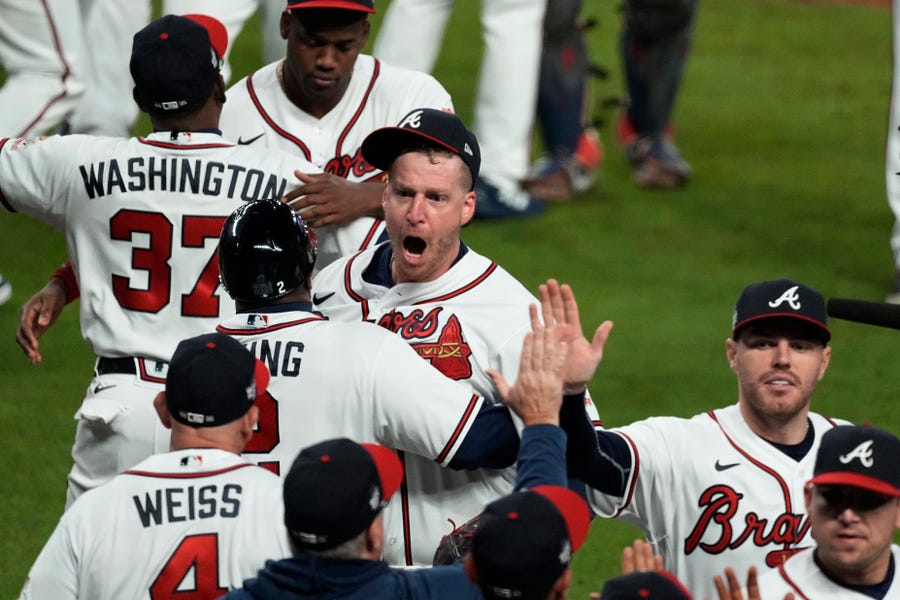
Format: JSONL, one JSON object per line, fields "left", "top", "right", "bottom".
{"left": 218, "top": 199, "right": 317, "bottom": 304}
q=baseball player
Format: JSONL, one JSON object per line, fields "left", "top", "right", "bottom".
{"left": 18, "top": 333, "right": 290, "bottom": 599}
{"left": 311, "top": 108, "right": 605, "bottom": 565}
{"left": 757, "top": 425, "right": 900, "bottom": 599}
{"left": 1, "top": 14, "right": 320, "bottom": 506}
{"left": 221, "top": 0, "right": 454, "bottom": 268}
{"left": 886, "top": 0, "right": 900, "bottom": 303}
{"left": 372, "top": 0, "right": 546, "bottom": 218}
{"left": 554, "top": 278, "right": 851, "bottom": 598}
{"left": 0, "top": 0, "right": 87, "bottom": 136}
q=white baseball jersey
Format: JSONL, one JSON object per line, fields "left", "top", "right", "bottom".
{"left": 215, "top": 303, "right": 485, "bottom": 478}
{"left": 0, "top": 131, "right": 319, "bottom": 503}
{"left": 586, "top": 404, "right": 849, "bottom": 599}
{"left": 19, "top": 448, "right": 289, "bottom": 600}
{"left": 312, "top": 242, "right": 602, "bottom": 566}
{"left": 221, "top": 55, "right": 453, "bottom": 268}
{"left": 757, "top": 545, "right": 900, "bottom": 599}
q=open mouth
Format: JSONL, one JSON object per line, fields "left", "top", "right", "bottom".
{"left": 403, "top": 236, "right": 426, "bottom": 256}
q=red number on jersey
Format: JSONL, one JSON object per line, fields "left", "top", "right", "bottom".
{"left": 181, "top": 215, "right": 227, "bottom": 317}
{"left": 149, "top": 533, "right": 227, "bottom": 599}
{"left": 110, "top": 210, "right": 226, "bottom": 317}
{"left": 244, "top": 391, "right": 281, "bottom": 475}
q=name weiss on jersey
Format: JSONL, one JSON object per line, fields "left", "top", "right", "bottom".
{"left": 132, "top": 483, "right": 242, "bottom": 528}
{"left": 78, "top": 157, "right": 290, "bottom": 201}
{"left": 684, "top": 484, "right": 810, "bottom": 567}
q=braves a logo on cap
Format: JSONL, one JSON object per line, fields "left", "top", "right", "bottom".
{"left": 768, "top": 286, "right": 801, "bottom": 310}
{"left": 839, "top": 440, "right": 875, "bottom": 467}
{"left": 399, "top": 109, "right": 424, "bottom": 129}
{"left": 464, "top": 142, "right": 474, "bottom": 157}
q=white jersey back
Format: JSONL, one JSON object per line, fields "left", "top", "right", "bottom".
{"left": 0, "top": 132, "right": 317, "bottom": 361}
{"left": 757, "top": 545, "right": 900, "bottom": 599}
{"left": 216, "top": 307, "right": 484, "bottom": 478}
{"left": 19, "top": 449, "right": 289, "bottom": 599}
{"left": 586, "top": 404, "right": 848, "bottom": 599}
{"left": 221, "top": 55, "right": 453, "bottom": 267}
{"left": 312, "top": 243, "right": 602, "bottom": 565}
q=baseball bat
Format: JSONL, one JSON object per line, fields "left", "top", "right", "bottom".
{"left": 826, "top": 298, "right": 900, "bottom": 330}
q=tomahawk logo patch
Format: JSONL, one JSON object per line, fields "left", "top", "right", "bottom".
{"left": 377, "top": 308, "right": 473, "bottom": 380}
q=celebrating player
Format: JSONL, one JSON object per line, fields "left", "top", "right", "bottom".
{"left": 553, "top": 278, "right": 849, "bottom": 598}
{"left": 18, "top": 333, "right": 290, "bottom": 598}
{"left": 223, "top": 315, "right": 590, "bottom": 599}
{"left": 311, "top": 107, "right": 609, "bottom": 565}
{"left": 1, "top": 14, "right": 320, "bottom": 506}
{"left": 757, "top": 425, "right": 900, "bottom": 598}
{"left": 222, "top": 0, "right": 454, "bottom": 267}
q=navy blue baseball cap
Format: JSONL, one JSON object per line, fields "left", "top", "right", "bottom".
{"left": 471, "top": 485, "right": 590, "bottom": 600}
{"left": 732, "top": 278, "right": 830, "bottom": 342}
{"left": 362, "top": 108, "right": 481, "bottom": 188}
{"left": 130, "top": 14, "right": 228, "bottom": 114}
{"left": 166, "top": 333, "right": 269, "bottom": 427}
{"left": 283, "top": 438, "right": 404, "bottom": 551}
{"left": 600, "top": 570, "right": 693, "bottom": 599}
{"left": 809, "top": 425, "right": 900, "bottom": 497}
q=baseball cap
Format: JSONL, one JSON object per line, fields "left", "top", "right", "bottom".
{"left": 471, "top": 485, "right": 591, "bottom": 600}
{"left": 808, "top": 425, "right": 900, "bottom": 497}
{"left": 285, "top": 0, "right": 375, "bottom": 12}
{"left": 361, "top": 108, "right": 481, "bottom": 188}
{"left": 600, "top": 570, "right": 693, "bottom": 599}
{"left": 283, "top": 438, "right": 404, "bottom": 551}
{"left": 732, "top": 278, "right": 831, "bottom": 342}
{"left": 165, "top": 333, "right": 269, "bottom": 427}
{"left": 130, "top": 14, "right": 228, "bottom": 114}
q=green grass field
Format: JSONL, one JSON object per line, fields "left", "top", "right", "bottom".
{"left": 1, "top": 0, "right": 897, "bottom": 596}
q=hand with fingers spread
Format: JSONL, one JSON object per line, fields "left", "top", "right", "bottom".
{"left": 16, "top": 278, "right": 68, "bottom": 364}
{"left": 282, "top": 170, "right": 384, "bottom": 228}
{"left": 487, "top": 307, "right": 568, "bottom": 426}
{"left": 710, "top": 566, "right": 795, "bottom": 600}
{"left": 537, "top": 279, "right": 613, "bottom": 394}
{"left": 621, "top": 539, "right": 664, "bottom": 574}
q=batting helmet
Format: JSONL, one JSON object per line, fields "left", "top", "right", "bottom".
{"left": 218, "top": 199, "right": 317, "bottom": 304}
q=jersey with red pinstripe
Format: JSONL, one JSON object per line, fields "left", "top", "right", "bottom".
{"left": 19, "top": 448, "right": 289, "bottom": 599}
{"left": 586, "top": 403, "right": 849, "bottom": 599}
{"left": 220, "top": 55, "right": 453, "bottom": 269}
{"left": 311, "top": 242, "right": 602, "bottom": 566}
{"left": 757, "top": 545, "right": 900, "bottom": 599}
{"left": 0, "top": 131, "right": 319, "bottom": 506}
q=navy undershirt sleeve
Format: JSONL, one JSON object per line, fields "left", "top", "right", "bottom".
{"left": 448, "top": 403, "right": 519, "bottom": 470}
{"left": 560, "top": 393, "right": 633, "bottom": 496}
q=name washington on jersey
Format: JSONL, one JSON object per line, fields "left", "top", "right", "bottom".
{"left": 79, "top": 157, "right": 289, "bottom": 200}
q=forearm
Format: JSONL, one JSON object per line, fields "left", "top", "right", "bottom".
{"left": 560, "top": 393, "right": 632, "bottom": 496}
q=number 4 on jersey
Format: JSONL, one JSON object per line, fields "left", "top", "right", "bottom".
{"left": 150, "top": 533, "right": 227, "bottom": 599}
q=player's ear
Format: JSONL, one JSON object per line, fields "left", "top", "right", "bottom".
{"left": 816, "top": 345, "right": 831, "bottom": 381}
{"left": 363, "top": 513, "right": 384, "bottom": 560}
{"left": 725, "top": 338, "right": 738, "bottom": 371}
{"left": 803, "top": 483, "right": 814, "bottom": 512}
{"left": 214, "top": 75, "right": 227, "bottom": 105}
{"left": 132, "top": 87, "right": 146, "bottom": 113}
{"left": 359, "top": 19, "right": 370, "bottom": 47}
{"left": 551, "top": 568, "right": 572, "bottom": 598}
{"left": 280, "top": 11, "right": 291, "bottom": 40}
{"left": 153, "top": 392, "right": 172, "bottom": 429}
{"left": 460, "top": 189, "right": 476, "bottom": 226}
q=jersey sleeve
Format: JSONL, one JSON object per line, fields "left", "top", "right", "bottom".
{"left": 18, "top": 509, "right": 80, "bottom": 599}
{"left": 368, "top": 329, "right": 484, "bottom": 466}
{"left": 0, "top": 135, "right": 85, "bottom": 229}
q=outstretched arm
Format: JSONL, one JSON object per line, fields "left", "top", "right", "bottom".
{"left": 17, "top": 262, "right": 77, "bottom": 364}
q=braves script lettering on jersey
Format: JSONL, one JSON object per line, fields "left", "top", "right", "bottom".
{"left": 221, "top": 54, "right": 453, "bottom": 268}
{"left": 757, "top": 546, "right": 900, "bottom": 599}
{"left": 312, "top": 242, "right": 602, "bottom": 566}
{"left": 586, "top": 404, "right": 847, "bottom": 599}
{"left": 0, "top": 132, "right": 318, "bottom": 504}
{"left": 214, "top": 302, "right": 485, "bottom": 479}
{"left": 18, "top": 449, "right": 289, "bottom": 599}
